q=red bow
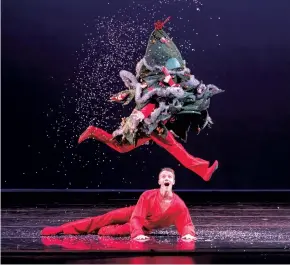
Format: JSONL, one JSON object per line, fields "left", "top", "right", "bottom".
{"left": 154, "top": 16, "right": 171, "bottom": 30}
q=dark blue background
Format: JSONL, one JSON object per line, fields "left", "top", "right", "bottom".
{"left": 2, "top": 0, "right": 290, "bottom": 190}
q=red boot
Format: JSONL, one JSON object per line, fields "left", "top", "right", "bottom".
{"left": 185, "top": 159, "right": 219, "bottom": 182}
{"left": 203, "top": 160, "right": 219, "bottom": 181}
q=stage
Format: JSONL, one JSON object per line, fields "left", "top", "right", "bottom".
{"left": 1, "top": 191, "right": 290, "bottom": 263}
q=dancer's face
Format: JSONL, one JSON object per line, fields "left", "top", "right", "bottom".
{"left": 158, "top": 170, "right": 175, "bottom": 190}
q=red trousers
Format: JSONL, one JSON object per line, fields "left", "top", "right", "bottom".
{"left": 78, "top": 126, "right": 217, "bottom": 181}
{"left": 60, "top": 206, "right": 136, "bottom": 236}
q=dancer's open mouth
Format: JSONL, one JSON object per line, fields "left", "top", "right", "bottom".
{"left": 164, "top": 182, "right": 170, "bottom": 187}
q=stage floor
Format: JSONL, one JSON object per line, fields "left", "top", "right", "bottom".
{"left": 2, "top": 202, "right": 290, "bottom": 263}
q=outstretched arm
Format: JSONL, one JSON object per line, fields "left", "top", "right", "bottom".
{"left": 130, "top": 192, "right": 149, "bottom": 239}
{"left": 174, "top": 203, "right": 196, "bottom": 238}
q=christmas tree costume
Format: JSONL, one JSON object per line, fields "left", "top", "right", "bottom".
{"left": 78, "top": 17, "right": 223, "bottom": 181}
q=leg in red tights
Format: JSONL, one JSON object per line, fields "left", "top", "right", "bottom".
{"left": 78, "top": 126, "right": 218, "bottom": 181}
{"left": 98, "top": 223, "right": 131, "bottom": 236}
{"left": 78, "top": 126, "right": 150, "bottom": 153}
{"left": 150, "top": 131, "right": 218, "bottom": 181}
{"left": 78, "top": 104, "right": 156, "bottom": 151}
{"left": 98, "top": 223, "right": 150, "bottom": 237}
{"left": 41, "top": 206, "right": 135, "bottom": 236}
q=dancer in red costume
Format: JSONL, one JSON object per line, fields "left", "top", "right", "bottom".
{"left": 77, "top": 17, "right": 221, "bottom": 181}
{"left": 78, "top": 68, "right": 219, "bottom": 182}
{"left": 41, "top": 168, "right": 196, "bottom": 241}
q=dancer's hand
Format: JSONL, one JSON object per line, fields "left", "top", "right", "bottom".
{"left": 134, "top": 235, "right": 150, "bottom": 241}
{"left": 181, "top": 234, "right": 197, "bottom": 241}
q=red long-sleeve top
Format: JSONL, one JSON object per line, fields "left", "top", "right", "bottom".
{"left": 130, "top": 189, "right": 195, "bottom": 238}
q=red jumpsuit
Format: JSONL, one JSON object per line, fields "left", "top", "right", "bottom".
{"left": 41, "top": 189, "right": 195, "bottom": 238}
{"left": 78, "top": 117, "right": 218, "bottom": 181}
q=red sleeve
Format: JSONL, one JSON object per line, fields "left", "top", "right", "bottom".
{"left": 130, "top": 191, "right": 149, "bottom": 238}
{"left": 174, "top": 201, "right": 195, "bottom": 237}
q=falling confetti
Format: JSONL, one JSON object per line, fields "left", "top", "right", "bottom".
{"left": 28, "top": 0, "right": 221, "bottom": 188}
